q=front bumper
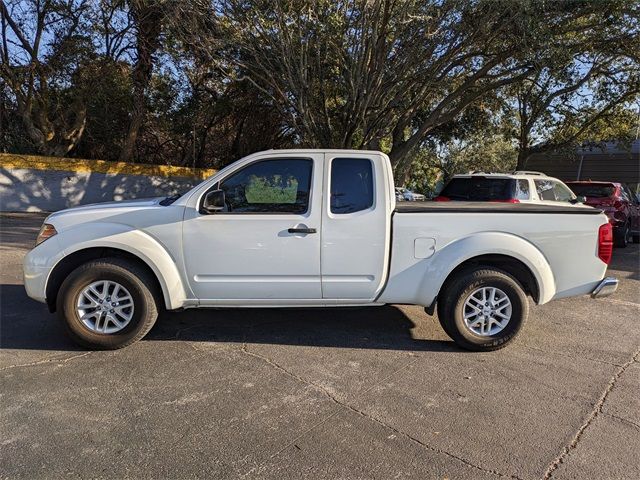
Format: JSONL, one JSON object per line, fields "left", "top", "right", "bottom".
{"left": 591, "top": 277, "right": 618, "bottom": 299}
{"left": 23, "top": 260, "right": 51, "bottom": 304}
{"left": 23, "top": 240, "right": 60, "bottom": 305}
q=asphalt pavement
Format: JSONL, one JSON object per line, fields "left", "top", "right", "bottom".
{"left": 1, "top": 212, "right": 639, "bottom": 479}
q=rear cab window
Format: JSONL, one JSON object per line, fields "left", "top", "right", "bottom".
{"left": 330, "top": 158, "right": 374, "bottom": 214}
{"left": 439, "top": 177, "right": 515, "bottom": 201}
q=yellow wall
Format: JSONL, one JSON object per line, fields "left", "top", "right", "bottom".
{"left": 0, "top": 153, "right": 216, "bottom": 180}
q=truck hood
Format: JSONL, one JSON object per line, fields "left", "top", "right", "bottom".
{"left": 60, "top": 197, "right": 162, "bottom": 211}
{"left": 46, "top": 197, "right": 168, "bottom": 230}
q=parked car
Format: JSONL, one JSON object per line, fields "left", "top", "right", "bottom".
{"left": 396, "top": 187, "right": 426, "bottom": 202}
{"left": 565, "top": 181, "right": 640, "bottom": 247}
{"left": 24, "top": 149, "right": 616, "bottom": 352}
{"left": 434, "top": 171, "right": 579, "bottom": 205}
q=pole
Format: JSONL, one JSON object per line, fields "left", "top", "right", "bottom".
{"left": 193, "top": 127, "right": 196, "bottom": 171}
{"left": 577, "top": 152, "right": 584, "bottom": 181}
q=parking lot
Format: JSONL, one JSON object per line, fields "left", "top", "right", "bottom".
{"left": 1, "top": 212, "right": 639, "bottom": 479}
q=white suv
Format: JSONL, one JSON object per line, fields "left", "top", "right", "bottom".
{"left": 435, "top": 171, "right": 579, "bottom": 205}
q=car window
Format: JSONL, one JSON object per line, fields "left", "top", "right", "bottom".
{"left": 553, "top": 182, "right": 574, "bottom": 202}
{"left": 622, "top": 185, "right": 639, "bottom": 204}
{"left": 331, "top": 158, "right": 374, "bottom": 214}
{"left": 440, "top": 178, "right": 515, "bottom": 201}
{"left": 515, "top": 180, "right": 530, "bottom": 200}
{"left": 534, "top": 180, "right": 557, "bottom": 201}
{"left": 567, "top": 184, "right": 616, "bottom": 198}
{"left": 218, "top": 158, "right": 312, "bottom": 214}
{"left": 619, "top": 187, "right": 630, "bottom": 202}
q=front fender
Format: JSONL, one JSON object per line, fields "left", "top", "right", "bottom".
{"left": 47, "top": 223, "right": 187, "bottom": 310}
{"left": 419, "top": 232, "right": 556, "bottom": 306}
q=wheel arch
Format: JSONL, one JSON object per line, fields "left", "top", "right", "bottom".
{"left": 442, "top": 254, "right": 540, "bottom": 302}
{"left": 44, "top": 223, "right": 188, "bottom": 311}
{"left": 46, "top": 247, "right": 168, "bottom": 312}
{"left": 421, "top": 232, "right": 556, "bottom": 312}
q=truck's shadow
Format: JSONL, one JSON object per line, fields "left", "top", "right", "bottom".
{"left": 0, "top": 284, "right": 454, "bottom": 352}
{"left": 150, "top": 305, "right": 455, "bottom": 352}
{"left": 608, "top": 243, "right": 640, "bottom": 281}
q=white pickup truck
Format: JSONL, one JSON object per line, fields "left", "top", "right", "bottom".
{"left": 24, "top": 149, "right": 618, "bottom": 351}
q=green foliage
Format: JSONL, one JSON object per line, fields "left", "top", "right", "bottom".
{"left": 406, "top": 134, "right": 518, "bottom": 196}
{"left": 1, "top": 0, "right": 638, "bottom": 174}
{"left": 245, "top": 175, "right": 298, "bottom": 204}
{"left": 76, "top": 62, "right": 133, "bottom": 161}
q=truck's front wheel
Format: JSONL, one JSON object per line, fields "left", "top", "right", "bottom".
{"left": 437, "top": 268, "right": 529, "bottom": 351}
{"left": 57, "top": 257, "right": 159, "bottom": 350}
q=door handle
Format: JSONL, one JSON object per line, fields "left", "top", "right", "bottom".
{"left": 288, "top": 227, "right": 317, "bottom": 234}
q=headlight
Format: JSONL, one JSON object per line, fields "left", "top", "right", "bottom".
{"left": 35, "top": 223, "right": 57, "bottom": 246}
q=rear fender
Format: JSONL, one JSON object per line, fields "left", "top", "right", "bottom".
{"left": 419, "top": 232, "right": 556, "bottom": 306}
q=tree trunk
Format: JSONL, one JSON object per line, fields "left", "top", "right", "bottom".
{"left": 119, "top": 1, "right": 162, "bottom": 162}
{"left": 18, "top": 101, "right": 86, "bottom": 157}
{"left": 119, "top": 99, "right": 145, "bottom": 162}
{"left": 391, "top": 153, "right": 413, "bottom": 187}
{"left": 516, "top": 148, "right": 530, "bottom": 170}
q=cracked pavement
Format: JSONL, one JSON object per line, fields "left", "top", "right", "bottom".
{"left": 1, "top": 212, "right": 639, "bottom": 479}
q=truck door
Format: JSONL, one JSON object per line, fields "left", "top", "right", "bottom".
{"left": 182, "top": 153, "right": 323, "bottom": 303}
{"left": 321, "top": 153, "right": 393, "bottom": 301}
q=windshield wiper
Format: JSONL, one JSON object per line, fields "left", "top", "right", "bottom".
{"left": 159, "top": 194, "right": 181, "bottom": 206}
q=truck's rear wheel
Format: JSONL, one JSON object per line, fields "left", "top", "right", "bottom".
{"left": 437, "top": 268, "right": 528, "bottom": 351}
{"left": 57, "top": 257, "right": 159, "bottom": 350}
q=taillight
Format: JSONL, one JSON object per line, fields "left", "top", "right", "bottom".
{"left": 489, "top": 198, "right": 520, "bottom": 203}
{"left": 434, "top": 196, "right": 451, "bottom": 202}
{"left": 598, "top": 223, "right": 613, "bottom": 264}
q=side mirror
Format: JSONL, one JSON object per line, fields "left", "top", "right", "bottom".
{"left": 202, "top": 189, "right": 225, "bottom": 213}
{"left": 570, "top": 196, "right": 586, "bottom": 204}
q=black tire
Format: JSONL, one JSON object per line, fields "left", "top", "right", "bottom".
{"left": 57, "top": 257, "right": 160, "bottom": 350}
{"left": 614, "top": 224, "right": 630, "bottom": 248}
{"left": 436, "top": 301, "right": 455, "bottom": 339}
{"left": 437, "top": 268, "right": 529, "bottom": 351}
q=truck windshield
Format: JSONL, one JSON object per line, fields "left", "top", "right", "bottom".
{"left": 440, "top": 178, "right": 515, "bottom": 201}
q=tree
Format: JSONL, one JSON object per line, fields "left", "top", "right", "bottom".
{"left": 404, "top": 106, "right": 518, "bottom": 196}
{"left": 1, "top": 0, "right": 638, "bottom": 173}
{"left": 186, "top": 0, "right": 620, "bottom": 183}
{"left": 118, "top": 0, "right": 164, "bottom": 161}
{"left": 0, "top": 0, "right": 93, "bottom": 156}
{"left": 504, "top": 0, "right": 640, "bottom": 168}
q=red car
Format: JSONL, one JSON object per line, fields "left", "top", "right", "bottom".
{"left": 566, "top": 181, "right": 640, "bottom": 247}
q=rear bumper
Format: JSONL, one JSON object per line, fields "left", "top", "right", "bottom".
{"left": 591, "top": 277, "right": 618, "bottom": 299}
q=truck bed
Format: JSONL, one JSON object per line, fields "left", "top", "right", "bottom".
{"left": 379, "top": 200, "right": 608, "bottom": 308}
{"left": 395, "top": 202, "right": 601, "bottom": 215}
